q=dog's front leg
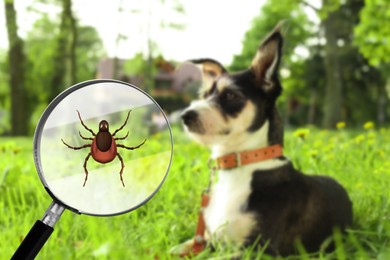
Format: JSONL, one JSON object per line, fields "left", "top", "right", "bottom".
{"left": 170, "top": 230, "right": 211, "bottom": 257}
{"left": 170, "top": 238, "right": 196, "bottom": 256}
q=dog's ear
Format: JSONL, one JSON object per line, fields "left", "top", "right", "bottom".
{"left": 189, "top": 59, "right": 227, "bottom": 94}
{"left": 251, "top": 22, "right": 284, "bottom": 93}
{"left": 190, "top": 58, "right": 227, "bottom": 79}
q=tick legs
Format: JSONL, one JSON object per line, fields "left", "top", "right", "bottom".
{"left": 79, "top": 131, "right": 93, "bottom": 140}
{"left": 83, "top": 153, "right": 92, "bottom": 187}
{"left": 76, "top": 110, "right": 96, "bottom": 136}
{"left": 117, "top": 139, "right": 146, "bottom": 150}
{"left": 114, "top": 131, "right": 129, "bottom": 141}
{"left": 117, "top": 153, "right": 125, "bottom": 187}
{"left": 112, "top": 110, "right": 131, "bottom": 137}
{"left": 61, "top": 139, "right": 91, "bottom": 150}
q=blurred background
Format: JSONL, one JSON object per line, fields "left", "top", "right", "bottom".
{"left": 1, "top": 0, "right": 389, "bottom": 136}
{"left": 1, "top": 1, "right": 390, "bottom": 259}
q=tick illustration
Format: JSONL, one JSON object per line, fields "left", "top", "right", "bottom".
{"left": 61, "top": 110, "right": 146, "bottom": 187}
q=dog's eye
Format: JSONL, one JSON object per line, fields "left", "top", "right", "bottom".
{"left": 224, "top": 91, "right": 237, "bottom": 101}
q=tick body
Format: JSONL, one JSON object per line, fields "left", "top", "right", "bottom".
{"left": 61, "top": 110, "right": 146, "bottom": 187}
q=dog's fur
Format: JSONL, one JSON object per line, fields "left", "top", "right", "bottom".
{"left": 177, "top": 23, "right": 353, "bottom": 256}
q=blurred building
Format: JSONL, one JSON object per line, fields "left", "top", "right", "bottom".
{"left": 95, "top": 57, "right": 201, "bottom": 112}
{"left": 96, "top": 57, "right": 201, "bottom": 94}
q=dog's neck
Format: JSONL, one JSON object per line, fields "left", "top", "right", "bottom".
{"left": 211, "top": 120, "right": 271, "bottom": 159}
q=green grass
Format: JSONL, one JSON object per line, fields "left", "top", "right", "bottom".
{"left": 1, "top": 125, "right": 389, "bottom": 259}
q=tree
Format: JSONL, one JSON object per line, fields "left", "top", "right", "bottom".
{"left": 321, "top": 0, "right": 345, "bottom": 128}
{"left": 25, "top": 16, "right": 105, "bottom": 112}
{"left": 49, "top": 0, "right": 77, "bottom": 101}
{"left": 321, "top": 0, "right": 383, "bottom": 128}
{"left": 4, "top": 0, "right": 30, "bottom": 135}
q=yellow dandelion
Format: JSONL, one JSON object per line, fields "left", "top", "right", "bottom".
{"left": 363, "top": 121, "right": 375, "bottom": 130}
{"left": 336, "top": 121, "right": 346, "bottom": 129}
{"left": 293, "top": 128, "right": 310, "bottom": 139}
{"left": 310, "top": 150, "right": 318, "bottom": 158}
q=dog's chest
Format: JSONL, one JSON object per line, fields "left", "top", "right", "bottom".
{"left": 204, "top": 166, "right": 256, "bottom": 244}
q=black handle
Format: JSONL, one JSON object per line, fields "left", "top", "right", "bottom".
{"left": 11, "top": 220, "right": 54, "bottom": 260}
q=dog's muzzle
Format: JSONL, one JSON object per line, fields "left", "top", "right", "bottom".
{"left": 181, "top": 110, "right": 205, "bottom": 134}
{"left": 181, "top": 110, "right": 197, "bottom": 125}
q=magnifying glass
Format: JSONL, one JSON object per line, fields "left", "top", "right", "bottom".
{"left": 11, "top": 79, "right": 173, "bottom": 259}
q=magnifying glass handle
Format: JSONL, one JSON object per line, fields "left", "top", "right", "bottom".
{"left": 11, "top": 201, "right": 65, "bottom": 260}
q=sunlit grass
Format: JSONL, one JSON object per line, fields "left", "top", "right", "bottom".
{"left": 1, "top": 125, "right": 389, "bottom": 259}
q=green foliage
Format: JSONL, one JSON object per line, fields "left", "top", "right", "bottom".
{"left": 354, "top": 0, "right": 390, "bottom": 67}
{"left": 123, "top": 52, "right": 159, "bottom": 78}
{"left": 123, "top": 53, "right": 147, "bottom": 76}
{"left": 230, "top": 0, "right": 387, "bottom": 127}
{"left": 318, "top": 0, "right": 341, "bottom": 20}
{"left": 230, "top": 0, "right": 313, "bottom": 72}
{"left": 26, "top": 16, "right": 104, "bottom": 98}
{"left": 1, "top": 126, "right": 389, "bottom": 259}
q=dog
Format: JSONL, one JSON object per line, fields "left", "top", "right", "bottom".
{"left": 176, "top": 23, "right": 353, "bottom": 256}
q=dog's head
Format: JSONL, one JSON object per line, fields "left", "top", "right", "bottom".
{"left": 181, "top": 24, "right": 284, "bottom": 149}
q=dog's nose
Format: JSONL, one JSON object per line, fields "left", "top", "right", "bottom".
{"left": 181, "top": 110, "right": 198, "bottom": 125}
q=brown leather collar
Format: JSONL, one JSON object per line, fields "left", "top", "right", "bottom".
{"left": 214, "top": 144, "right": 283, "bottom": 170}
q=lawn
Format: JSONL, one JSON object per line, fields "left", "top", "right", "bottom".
{"left": 1, "top": 124, "right": 389, "bottom": 259}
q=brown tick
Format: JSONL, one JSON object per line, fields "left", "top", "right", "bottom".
{"left": 61, "top": 110, "right": 146, "bottom": 187}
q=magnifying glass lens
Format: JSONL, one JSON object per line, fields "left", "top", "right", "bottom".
{"left": 35, "top": 80, "right": 172, "bottom": 215}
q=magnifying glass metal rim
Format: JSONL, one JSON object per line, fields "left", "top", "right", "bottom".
{"left": 33, "top": 79, "right": 173, "bottom": 217}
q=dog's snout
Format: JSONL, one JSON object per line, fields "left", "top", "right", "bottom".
{"left": 181, "top": 110, "right": 198, "bottom": 125}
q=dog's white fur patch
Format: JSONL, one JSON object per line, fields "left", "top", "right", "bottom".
{"left": 204, "top": 165, "right": 255, "bottom": 243}
{"left": 204, "top": 121, "right": 287, "bottom": 244}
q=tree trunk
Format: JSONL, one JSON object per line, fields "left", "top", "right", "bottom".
{"left": 4, "top": 0, "right": 29, "bottom": 135}
{"left": 307, "top": 87, "right": 317, "bottom": 124}
{"left": 69, "top": 2, "right": 77, "bottom": 85}
{"left": 378, "top": 78, "right": 390, "bottom": 126}
{"left": 322, "top": 5, "right": 343, "bottom": 128}
{"left": 49, "top": 0, "right": 77, "bottom": 101}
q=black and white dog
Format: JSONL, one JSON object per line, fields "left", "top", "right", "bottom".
{"left": 177, "top": 24, "right": 353, "bottom": 256}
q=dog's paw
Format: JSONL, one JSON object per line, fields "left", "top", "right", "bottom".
{"left": 169, "top": 239, "right": 195, "bottom": 256}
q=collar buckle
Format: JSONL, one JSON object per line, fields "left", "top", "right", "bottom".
{"left": 235, "top": 152, "right": 241, "bottom": 167}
